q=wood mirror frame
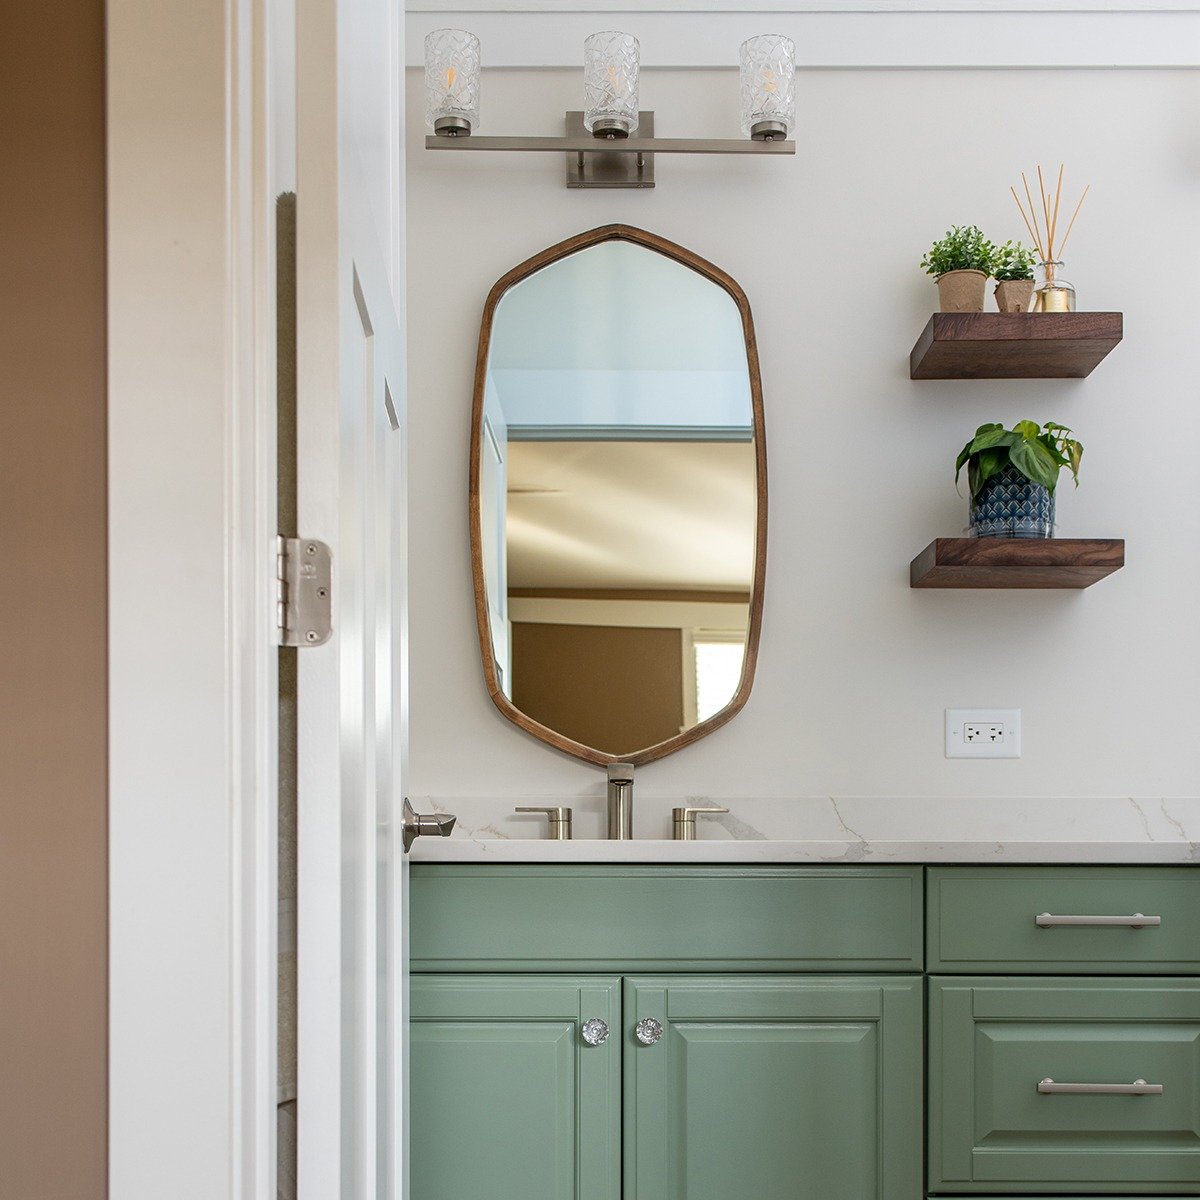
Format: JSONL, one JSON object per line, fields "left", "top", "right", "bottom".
{"left": 469, "top": 223, "right": 768, "bottom": 767}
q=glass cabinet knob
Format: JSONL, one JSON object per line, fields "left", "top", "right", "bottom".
{"left": 581, "top": 1018, "right": 610, "bottom": 1046}
{"left": 635, "top": 1017, "right": 663, "bottom": 1046}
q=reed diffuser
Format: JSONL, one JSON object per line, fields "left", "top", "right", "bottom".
{"left": 1010, "top": 164, "right": 1089, "bottom": 313}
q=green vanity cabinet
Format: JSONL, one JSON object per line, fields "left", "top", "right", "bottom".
{"left": 410, "top": 862, "right": 1200, "bottom": 1200}
{"left": 409, "top": 865, "right": 926, "bottom": 1200}
{"left": 623, "top": 975, "right": 923, "bottom": 1200}
{"left": 409, "top": 975, "right": 622, "bottom": 1200}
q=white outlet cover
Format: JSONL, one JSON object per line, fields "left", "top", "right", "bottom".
{"left": 945, "top": 708, "right": 1021, "bottom": 759}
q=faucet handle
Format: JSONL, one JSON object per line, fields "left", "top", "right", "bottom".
{"left": 515, "top": 806, "right": 573, "bottom": 840}
{"left": 672, "top": 805, "right": 729, "bottom": 841}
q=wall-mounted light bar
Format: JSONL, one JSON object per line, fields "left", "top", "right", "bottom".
{"left": 423, "top": 29, "right": 797, "bottom": 189}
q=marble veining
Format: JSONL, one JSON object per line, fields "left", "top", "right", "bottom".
{"left": 408, "top": 795, "right": 1200, "bottom": 864}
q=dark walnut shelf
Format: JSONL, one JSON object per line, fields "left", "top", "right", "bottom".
{"left": 910, "top": 538, "right": 1125, "bottom": 589}
{"left": 909, "top": 312, "right": 1123, "bottom": 379}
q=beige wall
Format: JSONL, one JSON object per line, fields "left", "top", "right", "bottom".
{"left": 0, "top": 1, "right": 108, "bottom": 1195}
{"left": 512, "top": 623, "right": 684, "bottom": 755}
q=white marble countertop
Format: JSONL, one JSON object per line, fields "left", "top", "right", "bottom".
{"left": 408, "top": 796, "right": 1199, "bottom": 864}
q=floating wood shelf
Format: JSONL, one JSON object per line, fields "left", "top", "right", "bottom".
{"left": 910, "top": 538, "right": 1124, "bottom": 589}
{"left": 909, "top": 312, "right": 1122, "bottom": 379}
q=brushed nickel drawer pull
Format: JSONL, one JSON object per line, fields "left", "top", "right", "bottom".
{"left": 1035, "top": 912, "right": 1161, "bottom": 928}
{"left": 1039, "top": 1077, "right": 1163, "bottom": 1096}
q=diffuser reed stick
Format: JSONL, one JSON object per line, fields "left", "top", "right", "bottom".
{"left": 1010, "top": 186, "right": 1040, "bottom": 249}
{"left": 1010, "top": 163, "right": 1089, "bottom": 264}
{"left": 1049, "top": 163, "right": 1064, "bottom": 256}
{"left": 1021, "top": 172, "right": 1044, "bottom": 257}
{"left": 1056, "top": 184, "right": 1090, "bottom": 259}
{"left": 1037, "top": 164, "right": 1052, "bottom": 252}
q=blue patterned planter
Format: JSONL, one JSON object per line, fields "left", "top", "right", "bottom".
{"left": 970, "top": 464, "right": 1055, "bottom": 538}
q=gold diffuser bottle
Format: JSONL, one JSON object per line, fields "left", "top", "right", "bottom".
{"left": 1034, "top": 260, "right": 1076, "bottom": 312}
{"left": 1011, "top": 165, "right": 1089, "bottom": 314}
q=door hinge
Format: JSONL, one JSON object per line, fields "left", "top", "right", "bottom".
{"left": 276, "top": 536, "right": 332, "bottom": 647}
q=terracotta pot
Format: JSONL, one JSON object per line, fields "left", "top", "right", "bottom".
{"left": 935, "top": 269, "right": 988, "bottom": 313}
{"left": 994, "top": 279, "right": 1035, "bottom": 314}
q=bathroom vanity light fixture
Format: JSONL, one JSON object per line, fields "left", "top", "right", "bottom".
{"left": 423, "top": 29, "right": 796, "bottom": 188}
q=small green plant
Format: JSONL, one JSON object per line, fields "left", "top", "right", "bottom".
{"left": 920, "top": 225, "right": 996, "bottom": 277}
{"left": 991, "top": 239, "right": 1037, "bottom": 281}
{"left": 955, "top": 420, "right": 1083, "bottom": 501}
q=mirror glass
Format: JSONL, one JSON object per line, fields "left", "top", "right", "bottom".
{"left": 472, "top": 228, "right": 764, "bottom": 766}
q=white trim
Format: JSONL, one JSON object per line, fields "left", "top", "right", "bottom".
{"left": 405, "top": 8, "right": 1200, "bottom": 68}
{"left": 108, "top": 0, "right": 278, "bottom": 1194}
{"left": 293, "top": 0, "right": 345, "bottom": 1184}
{"left": 239, "top": 0, "right": 284, "bottom": 1193}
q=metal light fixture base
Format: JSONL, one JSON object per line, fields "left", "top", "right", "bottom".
{"left": 433, "top": 114, "right": 472, "bottom": 137}
{"left": 588, "top": 116, "right": 633, "bottom": 138}
{"left": 749, "top": 119, "right": 788, "bottom": 142}
{"left": 566, "top": 111, "right": 655, "bottom": 189}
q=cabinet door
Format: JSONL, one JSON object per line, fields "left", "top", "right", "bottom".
{"left": 624, "top": 975, "right": 922, "bottom": 1200}
{"left": 410, "top": 975, "right": 621, "bottom": 1200}
{"left": 929, "top": 977, "right": 1200, "bottom": 1194}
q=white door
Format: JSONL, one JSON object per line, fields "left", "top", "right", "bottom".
{"left": 294, "top": 1, "right": 408, "bottom": 1196}
{"left": 480, "top": 388, "right": 512, "bottom": 695}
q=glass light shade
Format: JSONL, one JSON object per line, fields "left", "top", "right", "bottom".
{"left": 583, "top": 31, "right": 640, "bottom": 136}
{"left": 739, "top": 34, "right": 795, "bottom": 140}
{"left": 425, "top": 28, "right": 481, "bottom": 136}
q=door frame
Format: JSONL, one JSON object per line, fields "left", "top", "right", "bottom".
{"left": 107, "top": 0, "right": 282, "bottom": 1194}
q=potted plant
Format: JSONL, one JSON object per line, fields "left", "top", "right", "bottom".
{"left": 920, "top": 225, "right": 995, "bottom": 313}
{"left": 991, "top": 240, "right": 1036, "bottom": 313}
{"left": 955, "top": 420, "right": 1083, "bottom": 538}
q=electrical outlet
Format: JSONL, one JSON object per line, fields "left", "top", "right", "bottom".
{"left": 946, "top": 708, "right": 1021, "bottom": 759}
{"left": 964, "top": 722, "right": 1005, "bottom": 744}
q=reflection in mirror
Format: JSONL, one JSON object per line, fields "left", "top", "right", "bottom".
{"left": 472, "top": 227, "right": 765, "bottom": 766}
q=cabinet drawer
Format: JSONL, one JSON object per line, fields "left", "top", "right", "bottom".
{"left": 410, "top": 865, "right": 923, "bottom": 972}
{"left": 929, "top": 977, "right": 1200, "bottom": 1194}
{"left": 927, "top": 868, "right": 1200, "bottom": 974}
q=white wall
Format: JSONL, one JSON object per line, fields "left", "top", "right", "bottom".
{"left": 406, "top": 63, "right": 1200, "bottom": 803}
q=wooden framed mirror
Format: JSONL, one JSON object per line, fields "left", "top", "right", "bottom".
{"left": 469, "top": 224, "right": 767, "bottom": 767}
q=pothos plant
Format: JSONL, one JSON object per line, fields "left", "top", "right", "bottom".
{"left": 955, "top": 420, "right": 1084, "bottom": 502}
{"left": 991, "top": 239, "right": 1037, "bottom": 281}
{"left": 920, "top": 225, "right": 996, "bottom": 276}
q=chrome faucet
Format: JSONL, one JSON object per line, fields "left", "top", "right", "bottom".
{"left": 606, "top": 762, "right": 635, "bottom": 840}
